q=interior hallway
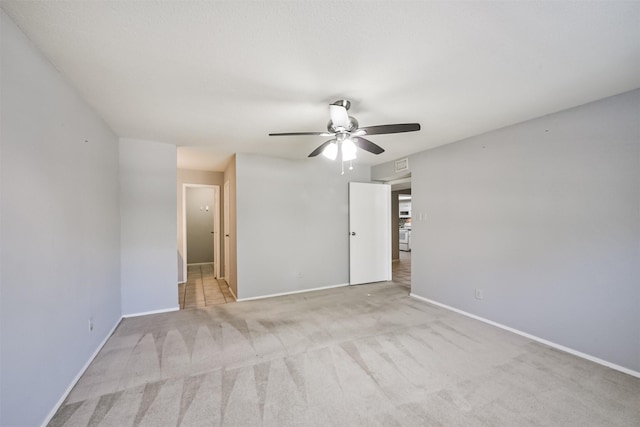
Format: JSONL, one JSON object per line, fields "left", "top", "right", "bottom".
{"left": 178, "top": 264, "right": 234, "bottom": 309}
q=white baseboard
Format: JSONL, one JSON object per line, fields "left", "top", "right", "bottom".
{"left": 409, "top": 293, "right": 640, "bottom": 379}
{"left": 41, "top": 303, "right": 185, "bottom": 425}
{"left": 122, "top": 306, "right": 180, "bottom": 318}
{"left": 41, "top": 316, "right": 123, "bottom": 427}
{"left": 237, "top": 283, "right": 349, "bottom": 302}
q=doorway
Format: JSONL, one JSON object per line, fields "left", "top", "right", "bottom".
{"left": 182, "top": 184, "right": 220, "bottom": 278}
{"left": 391, "top": 185, "right": 412, "bottom": 289}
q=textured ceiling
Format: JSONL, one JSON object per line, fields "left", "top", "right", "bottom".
{"left": 2, "top": 1, "right": 639, "bottom": 171}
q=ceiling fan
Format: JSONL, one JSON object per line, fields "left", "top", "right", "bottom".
{"left": 269, "top": 100, "right": 421, "bottom": 161}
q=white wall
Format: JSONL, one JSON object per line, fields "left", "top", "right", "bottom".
{"left": 410, "top": 90, "right": 640, "bottom": 372}
{"left": 235, "top": 153, "right": 370, "bottom": 299}
{"left": 0, "top": 10, "right": 121, "bottom": 426}
{"left": 120, "top": 138, "right": 178, "bottom": 315}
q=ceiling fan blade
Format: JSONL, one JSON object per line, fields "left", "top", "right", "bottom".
{"left": 308, "top": 139, "right": 336, "bottom": 157}
{"left": 329, "top": 104, "right": 350, "bottom": 128}
{"left": 352, "top": 137, "right": 385, "bottom": 155}
{"left": 269, "top": 131, "right": 333, "bottom": 136}
{"left": 360, "top": 123, "right": 421, "bottom": 135}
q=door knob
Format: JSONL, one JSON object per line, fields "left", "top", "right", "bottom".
{"left": 225, "top": 234, "right": 230, "bottom": 237}
{"left": 351, "top": 232, "right": 356, "bottom": 236}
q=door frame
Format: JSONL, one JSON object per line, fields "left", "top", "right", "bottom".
{"left": 182, "top": 184, "right": 220, "bottom": 279}
{"left": 223, "top": 180, "right": 230, "bottom": 281}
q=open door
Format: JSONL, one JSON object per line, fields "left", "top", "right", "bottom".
{"left": 349, "top": 182, "right": 392, "bottom": 285}
{"left": 223, "top": 180, "right": 230, "bottom": 281}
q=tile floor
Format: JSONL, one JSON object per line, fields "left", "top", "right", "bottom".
{"left": 392, "top": 250, "right": 411, "bottom": 288}
{"left": 178, "top": 263, "right": 234, "bottom": 309}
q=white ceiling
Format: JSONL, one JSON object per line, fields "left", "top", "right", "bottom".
{"left": 2, "top": 1, "right": 639, "bottom": 171}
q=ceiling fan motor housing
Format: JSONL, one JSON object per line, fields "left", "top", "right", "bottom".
{"left": 327, "top": 116, "right": 359, "bottom": 133}
{"left": 332, "top": 99, "right": 351, "bottom": 110}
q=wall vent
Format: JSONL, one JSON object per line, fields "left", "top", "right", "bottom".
{"left": 395, "top": 158, "right": 409, "bottom": 173}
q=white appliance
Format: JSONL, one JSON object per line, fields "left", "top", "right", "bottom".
{"left": 399, "top": 200, "right": 411, "bottom": 218}
{"left": 399, "top": 228, "right": 411, "bottom": 251}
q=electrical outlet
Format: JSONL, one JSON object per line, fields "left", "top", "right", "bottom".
{"left": 475, "top": 289, "right": 484, "bottom": 300}
{"left": 89, "top": 317, "right": 94, "bottom": 332}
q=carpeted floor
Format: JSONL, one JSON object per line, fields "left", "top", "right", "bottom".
{"left": 49, "top": 283, "right": 639, "bottom": 426}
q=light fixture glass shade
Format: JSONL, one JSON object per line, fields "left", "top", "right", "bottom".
{"left": 322, "top": 141, "right": 338, "bottom": 160}
{"left": 342, "top": 138, "right": 357, "bottom": 161}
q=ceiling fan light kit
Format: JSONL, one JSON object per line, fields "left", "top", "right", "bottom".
{"left": 341, "top": 137, "right": 357, "bottom": 161}
{"left": 322, "top": 141, "right": 338, "bottom": 160}
{"left": 269, "top": 99, "right": 421, "bottom": 173}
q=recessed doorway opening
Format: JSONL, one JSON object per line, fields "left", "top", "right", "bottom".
{"left": 180, "top": 184, "right": 228, "bottom": 309}
{"left": 389, "top": 178, "right": 412, "bottom": 290}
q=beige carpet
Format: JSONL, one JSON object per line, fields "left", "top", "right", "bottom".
{"left": 50, "top": 283, "right": 639, "bottom": 426}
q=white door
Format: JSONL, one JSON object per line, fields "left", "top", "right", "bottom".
{"left": 223, "top": 180, "right": 230, "bottom": 280}
{"left": 349, "top": 182, "right": 391, "bottom": 285}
